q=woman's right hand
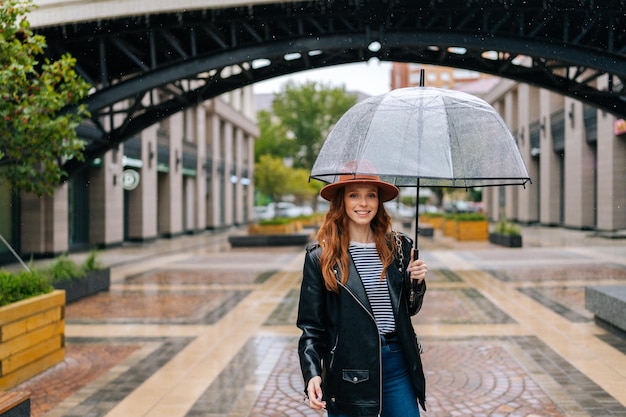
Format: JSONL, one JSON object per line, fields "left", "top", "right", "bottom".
{"left": 307, "top": 376, "right": 326, "bottom": 410}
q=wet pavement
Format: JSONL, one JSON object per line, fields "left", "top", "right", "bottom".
{"left": 6, "top": 224, "right": 626, "bottom": 417}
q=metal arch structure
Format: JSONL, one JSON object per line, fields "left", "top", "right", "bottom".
{"left": 34, "top": 0, "right": 626, "bottom": 176}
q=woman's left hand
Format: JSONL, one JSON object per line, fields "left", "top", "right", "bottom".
{"left": 409, "top": 249, "right": 427, "bottom": 284}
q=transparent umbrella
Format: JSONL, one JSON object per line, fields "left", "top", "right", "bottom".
{"left": 310, "top": 86, "right": 531, "bottom": 254}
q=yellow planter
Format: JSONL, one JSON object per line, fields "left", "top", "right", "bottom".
{"left": 0, "top": 290, "right": 65, "bottom": 390}
{"left": 455, "top": 220, "right": 489, "bottom": 241}
{"left": 442, "top": 219, "right": 457, "bottom": 237}
{"left": 420, "top": 215, "right": 444, "bottom": 229}
{"left": 248, "top": 223, "right": 296, "bottom": 235}
{"left": 298, "top": 215, "right": 323, "bottom": 228}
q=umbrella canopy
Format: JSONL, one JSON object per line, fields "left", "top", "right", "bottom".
{"left": 310, "top": 86, "right": 531, "bottom": 252}
{"left": 310, "top": 87, "right": 530, "bottom": 189}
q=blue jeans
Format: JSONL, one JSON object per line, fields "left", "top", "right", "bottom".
{"left": 328, "top": 339, "right": 420, "bottom": 417}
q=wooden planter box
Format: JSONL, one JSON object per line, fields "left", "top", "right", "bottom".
{"left": 0, "top": 290, "right": 65, "bottom": 390}
{"left": 298, "top": 215, "right": 323, "bottom": 228}
{"left": 0, "top": 391, "right": 31, "bottom": 417}
{"left": 442, "top": 219, "right": 457, "bottom": 237}
{"left": 420, "top": 215, "right": 444, "bottom": 230}
{"left": 489, "top": 232, "right": 522, "bottom": 247}
{"left": 456, "top": 220, "right": 489, "bottom": 241}
{"left": 248, "top": 223, "right": 296, "bottom": 235}
{"left": 51, "top": 269, "right": 111, "bottom": 304}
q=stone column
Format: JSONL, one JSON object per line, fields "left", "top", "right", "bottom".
{"left": 596, "top": 77, "right": 626, "bottom": 231}
{"left": 539, "top": 90, "right": 562, "bottom": 226}
{"left": 234, "top": 127, "right": 244, "bottom": 225}
{"left": 195, "top": 106, "right": 207, "bottom": 230}
{"left": 20, "top": 185, "right": 69, "bottom": 256}
{"left": 158, "top": 112, "right": 184, "bottom": 237}
{"left": 223, "top": 120, "right": 234, "bottom": 227}
{"left": 503, "top": 92, "right": 521, "bottom": 221}
{"left": 246, "top": 133, "right": 255, "bottom": 223}
{"left": 516, "top": 84, "right": 540, "bottom": 224}
{"left": 563, "top": 99, "right": 596, "bottom": 229}
{"left": 89, "top": 148, "right": 124, "bottom": 247}
{"left": 205, "top": 110, "right": 220, "bottom": 229}
{"left": 126, "top": 125, "right": 158, "bottom": 242}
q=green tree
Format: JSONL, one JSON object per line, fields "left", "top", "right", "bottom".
{"left": 255, "top": 155, "right": 322, "bottom": 215}
{"left": 254, "top": 155, "right": 293, "bottom": 204}
{"left": 0, "top": 0, "right": 91, "bottom": 196}
{"left": 267, "top": 80, "right": 357, "bottom": 169}
{"left": 286, "top": 167, "right": 321, "bottom": 205}
{"left": 254, "top": 110, "right": 294, "bottom": 163}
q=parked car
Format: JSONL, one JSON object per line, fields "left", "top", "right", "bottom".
{"left": 384, "top": 202, "right": 416, "bottom": 219}
{"left": 254, "top": 202, "right": 313, "bottom": 219}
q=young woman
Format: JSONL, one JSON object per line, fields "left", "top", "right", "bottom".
{"left": 297, "top": 173, "right": 428, "bottom": 417}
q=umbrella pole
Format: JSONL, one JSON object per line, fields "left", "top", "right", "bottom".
{"left": 413, "top": 68, "right": 424, "bottom": 259}
{"left": 414, "top": 178, "right": 420, "bottom": 259}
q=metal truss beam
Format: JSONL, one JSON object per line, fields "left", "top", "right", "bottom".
{"left": 34, "top": 0, "right": 626, "bottom": 176}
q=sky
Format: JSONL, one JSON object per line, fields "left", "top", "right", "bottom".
{"left": 252, "top": 60, "right": 392, "bottom": 97}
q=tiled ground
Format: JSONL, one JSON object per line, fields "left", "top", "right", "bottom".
{"left": 6, "top": 228, "right": 626, "bottom": 417}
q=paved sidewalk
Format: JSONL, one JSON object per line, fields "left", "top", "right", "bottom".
{"left": 6, "top": 224, "right": 626, "bottom": 417}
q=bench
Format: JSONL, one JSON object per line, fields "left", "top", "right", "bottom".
{"left": 228, "top": 233, "right": 311, "bottom": 247}
{"left": 400, "top": 221, "right": 434, "bottom": 238}
{"left": 418, "top": 225, "right": 434, "bottom": 237}
{"left": 0, "top": 392, "right": 31, "bottom": 417}
{"left": 585, "top": 285, "right": 626, "bottom": 338}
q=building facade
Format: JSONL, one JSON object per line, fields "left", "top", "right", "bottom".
{"left": 0, "top": 88, "right": 258, "bottom": 264}
{"left": 391, "top": 64, "right": 626, "bottom": 232}
{"left": 482, "top": 75, "right": 626, "bottom": 232}
{"left": 391, "top": 63, "right": 495, "bottom": 91}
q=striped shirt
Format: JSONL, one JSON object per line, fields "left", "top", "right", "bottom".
{"left": 349, "top": 242, "right": 396, "bottom": 335}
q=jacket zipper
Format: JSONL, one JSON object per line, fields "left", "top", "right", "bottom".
{"left": 329, "top": 333, "right": 338, "bottom": 369}
{"left": 336, "top": 270, "right": 383, "bottom": 416}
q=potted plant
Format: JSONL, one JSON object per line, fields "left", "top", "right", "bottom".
{"left": 0, "top": 269, "right": 62, "bottom": 390}
{"left": 0, "top": 251, "right": 109, "bottom": 389}
{"left": 46, "top": 251, "right": 110, "bottom": 303}
{"left": 419, "top": 211, "right": 445, "bottom": 229}
{"left": 454, "top": 213, "right": 489, "bottom": 241}
{"left": 248, "top": 217, "right": 297, "bottom": 235}
{"left": 442, "top": 213, "right": 458, "bottom": 237}
{"left": 489, "top": 220, "right": 523, "bottom": 247}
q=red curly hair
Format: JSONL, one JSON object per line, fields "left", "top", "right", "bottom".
{"left": 316, "top": 186, "right": 394, "bottom": 292}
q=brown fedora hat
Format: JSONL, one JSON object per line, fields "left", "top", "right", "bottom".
{"left": 320, "top": 173, "right": 399, "bottom": 202}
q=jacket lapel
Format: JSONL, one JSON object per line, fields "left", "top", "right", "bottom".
{"left": 342, "top": 255, "right": 373, "bottom": 313}
{"left": 386, "top": 264, "right": 404, "bottom": 315}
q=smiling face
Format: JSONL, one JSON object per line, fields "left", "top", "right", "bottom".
{"left": 343, "top": 183, "right": 379, "bottom": 228}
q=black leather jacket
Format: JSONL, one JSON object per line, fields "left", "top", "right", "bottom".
{"left": 297, "top": 233, "right": 426, "bottom": 416}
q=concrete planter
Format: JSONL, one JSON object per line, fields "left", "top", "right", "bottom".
{"left": 489, "top": 232, "right": 522, "bottom": 247}
{"left": 229, "top": 233, "right": 311, "bottom": 247}
{"left": 0, "top": 290, "right": 65, "bottom": 390}
{"left": 51, "top": 269, "right": 110, "bottom": 304}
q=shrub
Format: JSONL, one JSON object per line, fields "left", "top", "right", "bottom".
{"left": 421, "top": 212, "right": 444, "bottom": 218}
{"left": 259, "top": 217, "right": 293, "bottom": 226}
{"left": 0, "top": 251, "right": 105, "bottom": 306}
{"left": 0, "top": 269, "right": 53, "bottom": 307}
{"left": 45, "top": 254, "right": 84, "bottom": 283}
{"left": 494, "top": 220, "right": 521, "bottom": 236}
{"left": 292, "top": 213, "right": 317, "bottom": 221}
{"left": 83, "top": 250, "right": 105, "bottom": 273}
{"left": 451, "top": 213, "right": 487, "bottom": 222}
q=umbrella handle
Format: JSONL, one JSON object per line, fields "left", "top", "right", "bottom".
{"left": 414, "top": 70, "right": 424, "bottom": 258}
{"left": 414, "top": 178, "right": 420, "bottom": 258}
